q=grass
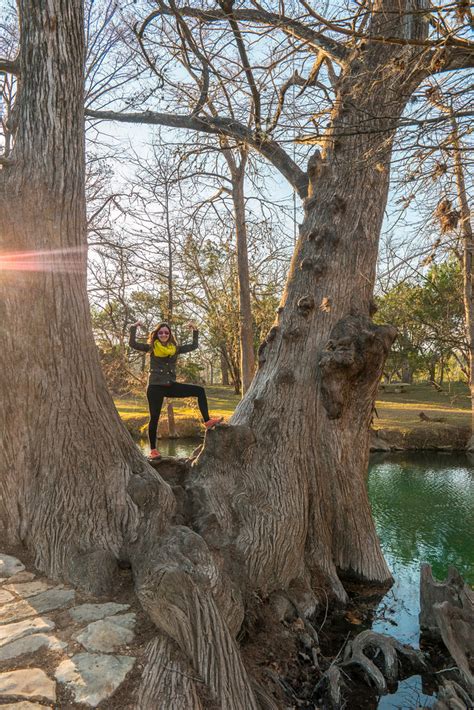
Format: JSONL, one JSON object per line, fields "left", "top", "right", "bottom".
{"left": 115, "top": 385, "right": 240, "bottom": 427}
{"left": 115, "top": 382, "right": 472, "bottom": 433}
{"left": 374, "top": 381, "right": 471, "bottom": 430}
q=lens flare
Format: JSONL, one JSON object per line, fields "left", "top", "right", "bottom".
{"left": 0, "top": 246, "right": 86, "bottom": 273}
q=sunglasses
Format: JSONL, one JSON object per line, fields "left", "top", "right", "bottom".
{"left": 158, "top": 330, "right": 170, "bottom": 335}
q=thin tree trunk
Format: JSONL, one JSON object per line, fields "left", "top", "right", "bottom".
{"left": 449, "top": 112, "right": 474, "bottom": 447}
{"left": 164, "top": 180, "right": 177, "bottom": 438}
{"left": 167, "top": 400, "right": 178, "bottom": 439}
{"left": 220, "top": 349, "right": 230, "bottom": 385}
{"left": 223, "top": 147, "right": 255, "bottom": 394}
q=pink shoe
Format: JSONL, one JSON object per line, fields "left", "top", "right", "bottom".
{"left": 148, "top": 449, "right": 161, "bottom": 460}
{"left": 204, "top": 417, "right": 223, "bottom": 429}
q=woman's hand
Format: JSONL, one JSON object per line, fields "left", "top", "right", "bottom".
{"left": 187, "top": 321, "right": 198, "bottom": 331}
{"left": 132, "top": 321, "right": 144, "bottom": 329}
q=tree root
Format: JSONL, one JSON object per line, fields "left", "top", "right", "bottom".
{"left": 136, "top": 635, "right": 204, "bottom": 709}
{"left": 312, "top": 665, "right": 345, "bottom": 709}
{"left": 340, "top": 630, "right": 425, "bottom": 694}
{"left": 434, "top": 679, "right": 473, "bottom": 710}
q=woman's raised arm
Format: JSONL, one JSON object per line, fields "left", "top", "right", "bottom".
{"left": 129, "top": 322, "right": 150, "bottom": 353}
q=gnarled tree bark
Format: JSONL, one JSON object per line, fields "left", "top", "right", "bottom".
{"left": 0, "top": 0, "right": 174, "bottom": 590}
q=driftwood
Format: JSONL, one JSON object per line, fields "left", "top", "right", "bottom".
{"left": 419, "top": 564, "right": 472, "bottom": 635}
{"left": 419, "top": 411, "right": 447, "bottom": 423}
{"left": 420, "top": 564, "right": 474, "bottom": 696}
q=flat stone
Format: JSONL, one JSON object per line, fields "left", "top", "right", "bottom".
{"left": 0, "top": 555, "right": 25, "bottom": 579}
{"left": 0, "top": 590, "right": 14, "bottom": 604}
{"left": 7, "top": 572, "right": 35, "bottom": 584}
{"left": 55, "top": 653, "right": 135, "bottom": 707}
{"left": 4, "top": 581, "right": 52, "bottom": 598}
{"left": 0, "top": 703, "right": 49, "bottom": 709}
{"left": 0, "top": 668, "right": 56, "bottom": 702}
{"left": 75, "top": 614, "right": 136, "bottom": 652}
{"left": 0, "top": 589, "right": 75, "bottom": 625}
{"left": 69, "top": 602, "right": 129, "bottom": 623}
{"left": 0, "top": 617, "right": 55, "bottom": 648}
{"left": 0, "top": 633, "right": 66, "bottom": 661}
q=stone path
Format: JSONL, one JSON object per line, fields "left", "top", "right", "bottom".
{"left": 0, "top": 553, "right": 147, "bottom": 708}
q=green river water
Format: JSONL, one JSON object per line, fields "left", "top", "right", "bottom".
{"left": 143, "top": 441, "right": 474, "bottom": 708}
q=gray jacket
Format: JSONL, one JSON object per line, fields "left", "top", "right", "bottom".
{"left": 129, "top": 326, "right": 199, "bottom": 386}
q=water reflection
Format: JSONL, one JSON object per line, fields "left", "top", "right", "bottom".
{"left": 369, "top": 452, "right": 474, "bottom": 648}
{"left": 377, "top": 675, "right": 437, "bottom": 709}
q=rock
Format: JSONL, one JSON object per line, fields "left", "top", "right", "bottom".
{"left": 7, "top": 572, "right": 36, "bottom": 584}
{"left": 0, "top": 669, "right": 56, "bottom": 702}
{"left": 0, "top": 555, "right": 25, "bottom": 579}
{"left": 0, "top": 617, "right": 55, "bottom": 648}
{"left": 0, "top": 633, "right": 66, "bottom": 661}
{"left": 4, "top": 581, "right": 52, "bottom": 598}
{"left": 0, "top": 590, "right": 14, "bottom": 604}
{"left": 69, "top": 602, "right": 130, "bottom": 623}
{"left": 370, "top": 430, "right": 391, "bottom": 452}
{"left": 55, "top": 653, "right": 135, "bottom": 707}
{"left": 0, "top": 589, "right": 75, "bottom": 625}
{"left": 75, "top": 614, "right": 136, "bottom": 653}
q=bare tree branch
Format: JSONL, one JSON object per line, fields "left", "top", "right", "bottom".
{"left": 218, "top": 0, "right": 262, "bottom": 132}
{"left": 146, "top": 4, "right": 349, "bottom": 64}
{"left": 85, "top": 108, "right": 309, "bottom": 197}
{"left": 0, "top": 57, "right": 19, "bottom": 75}
{"left": 297, "top": 0, "right": 473, "bottom": 51}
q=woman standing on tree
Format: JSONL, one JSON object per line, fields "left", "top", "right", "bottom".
{"left": 129, "top": 321, "right": 222, "bottom": 459}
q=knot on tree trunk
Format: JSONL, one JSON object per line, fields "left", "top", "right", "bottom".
{"left": 257, "top": 325, "right": 280, "bottom": 368}
{"left": 297, "top": 295, "right": 315, "bottom": 316}
{"left": 319, "top": 315, "right": 397, "bottom": 419}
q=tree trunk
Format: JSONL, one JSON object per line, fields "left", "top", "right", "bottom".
{"left": 225, "top": 148, "right": 256, "bottom": 394}
{"left": 438, "top": 356, "right": 445, "bottom": 386}
{"left": 220, "top": 349, "right": 230, "bottom": 385}
{"left": 401, "top": 359, "right": 413, "bottom": 384}
{"left": 167, "top": 400, "right": 178, "bottom": 439}
{"left": 448, "top": 113, "right": 474, "bottom": 449}
{"left": 186, "top": 21, "right": 430, "bottom": 603}
{"left": 0, "top": 0, "right": 174, "bottom": 590}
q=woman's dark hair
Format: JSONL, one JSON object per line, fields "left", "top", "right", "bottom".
{"left": 148, "top": 322, "right": 177, "bottom": 348}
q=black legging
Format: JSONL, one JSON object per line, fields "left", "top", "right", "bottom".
{"left": 146, "top": 382, "right": 210, "bottom": 448}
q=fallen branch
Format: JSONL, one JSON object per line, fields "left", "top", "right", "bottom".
{"left": 419, "top": 411, "right": 447, "bottom": 423}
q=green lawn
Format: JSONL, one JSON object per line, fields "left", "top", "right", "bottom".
{"left": 115, "top": 382, "right": 472, "bottom": 433}
{"left": 374, "top": 381, "right": 471, "bottom": 430}
{"left": 115, "top": 385, "right": 240, "bottom": 434}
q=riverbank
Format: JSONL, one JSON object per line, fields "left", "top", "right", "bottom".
{"left": 116, "top": 383, "right": 473, "bottom": 451}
